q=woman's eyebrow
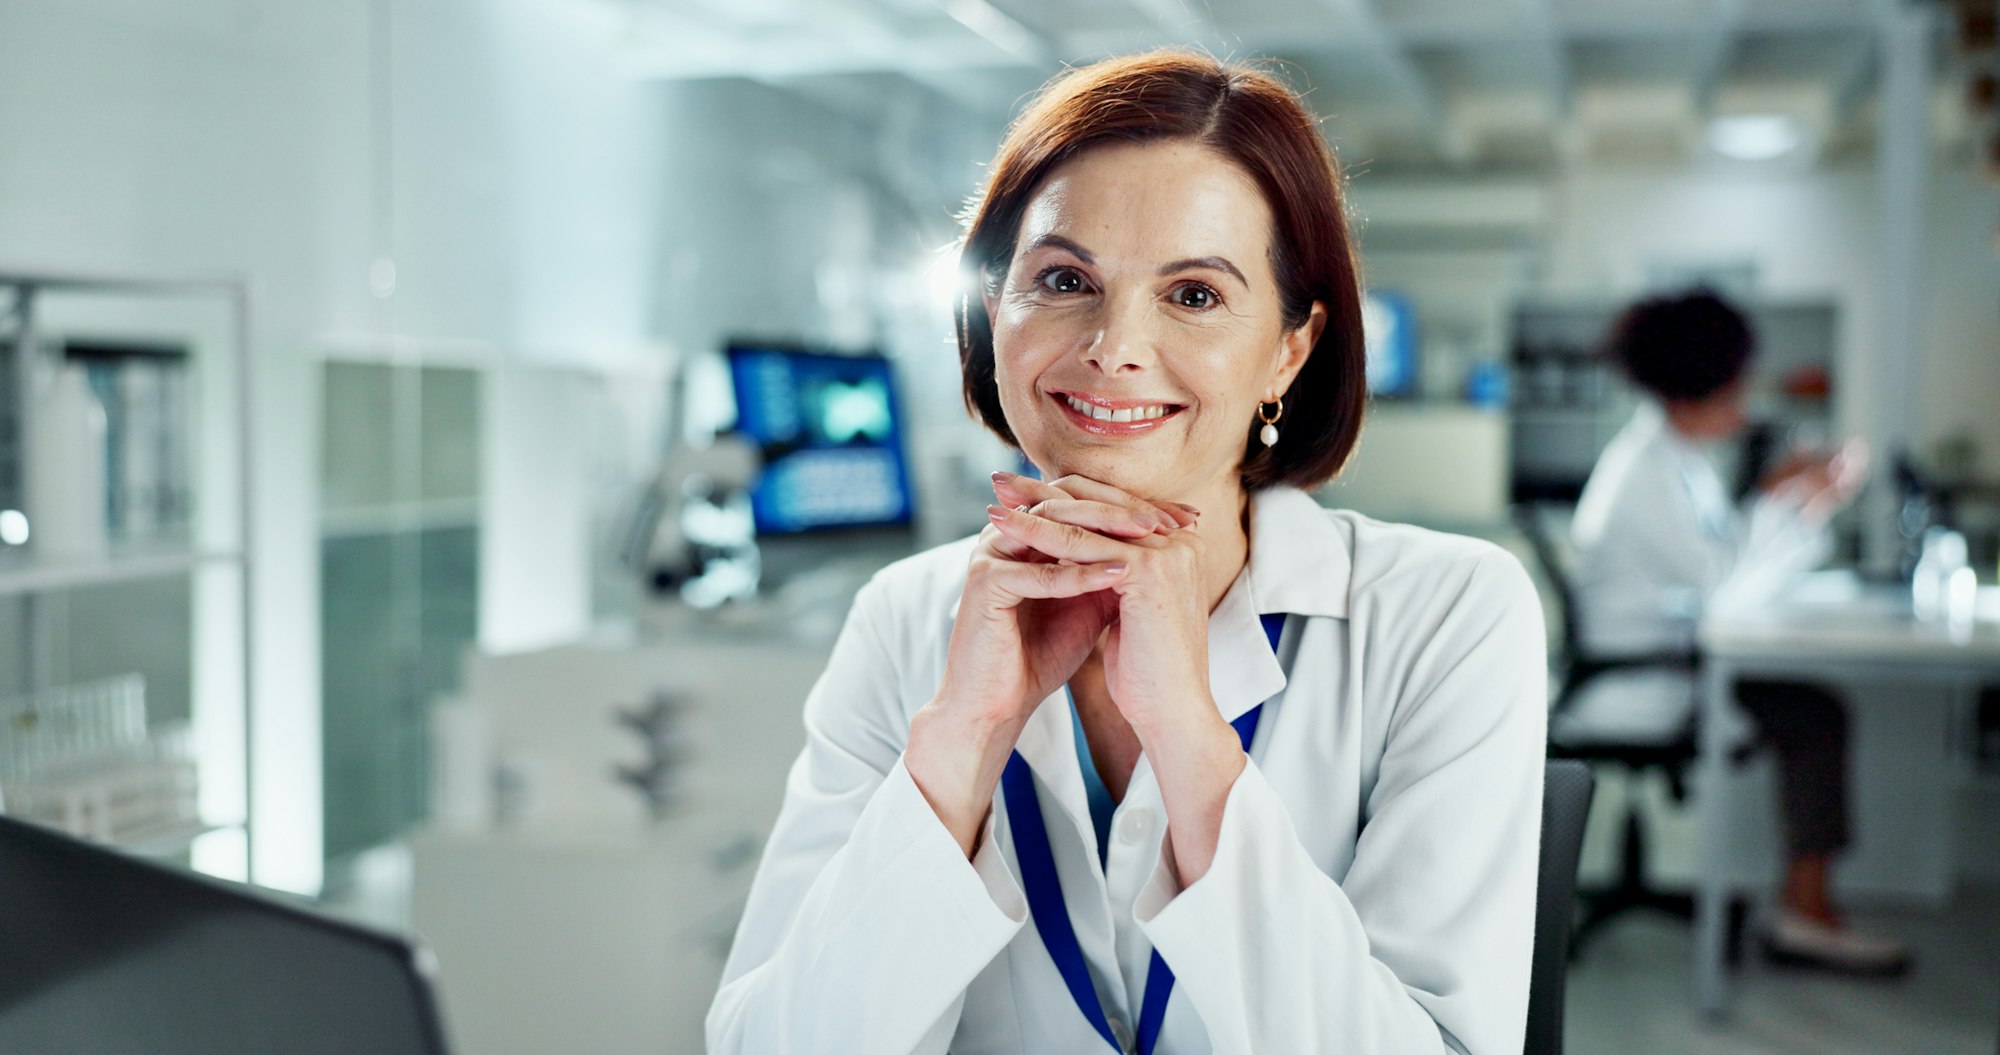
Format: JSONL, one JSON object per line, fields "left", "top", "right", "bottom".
{"left": 1158, "top": 256, "right": 1248, "bottom": 288}
{"left": 1022, "top": 233, "right": 1095, "bottom": 263}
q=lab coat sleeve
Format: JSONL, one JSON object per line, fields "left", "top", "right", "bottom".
{"left": 1713, "top": 491, "right": 1831, "bottom": 612}
{"left": 705, "top": 575, "right": 1029, "bottom": 1055}
{"left": 1134, "top": 551, "right": 1547, "bottom": 1055}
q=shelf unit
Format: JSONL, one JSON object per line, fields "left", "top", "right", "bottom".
{"left": 0, "top": 269, "right": 255, "bottom": 876}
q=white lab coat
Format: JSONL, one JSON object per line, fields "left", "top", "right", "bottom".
{"left": 1561, "top": 403, "right": 1829, "bottom": 744}
{"left": 707, "top": 485, "right": 1547, "bottom": 1055}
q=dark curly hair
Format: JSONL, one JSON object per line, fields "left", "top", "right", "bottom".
{"left": 1604, "top": 289, "right": 1757, "bottom": 403}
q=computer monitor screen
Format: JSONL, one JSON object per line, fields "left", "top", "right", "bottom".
{"left": 725, "top": 343, "right": 915, "bottom": 535}
{"left": 1362, "top": 290, "right": 1418, "bottom": 397}
{"left": 0, "top": 815, "right": 449, "bottom": 1055}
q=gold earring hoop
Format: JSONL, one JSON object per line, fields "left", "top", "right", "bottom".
{"left": 1257, "top": 398, "right": 1283, "bottom": 448}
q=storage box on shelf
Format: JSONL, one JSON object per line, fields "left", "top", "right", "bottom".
{"left": 0, "top": 673, "right": 206, "bottom": 853}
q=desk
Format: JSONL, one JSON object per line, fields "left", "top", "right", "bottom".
{"left": 1694, "top": 574, "right": 2000, "bottom": 1019}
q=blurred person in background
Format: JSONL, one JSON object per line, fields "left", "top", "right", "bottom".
{"left": 1563, "top": 289, "right": 1907, "bottom": 974}
{"left": 708, "top": 50, "right": 1548, "bottom": 1054}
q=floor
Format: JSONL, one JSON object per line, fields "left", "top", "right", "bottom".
{"left": 1565, "top": 886, "right": 2000, "bottom": 1055}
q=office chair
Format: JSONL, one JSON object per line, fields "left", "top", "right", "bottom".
{"left": 1527, "top": 759, "right": 1594, "bottom": 1055}
{"left": 1513, "top": 504, "right": 1749, "bottom": 961}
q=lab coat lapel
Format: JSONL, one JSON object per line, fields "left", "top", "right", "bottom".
{"left": 1207, "top": 569, "right": 1288, "bottom": 725}
{"left": 1009, "top": 691, "right": 1094, "bottom": 850}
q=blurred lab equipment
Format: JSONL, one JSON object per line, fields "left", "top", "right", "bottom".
{"left": 0, "top": 674, "right": 201, "bottom": 851}
{"left": 25, "top": 363, "right": 108, "bottom": 558}
{"left": 1912, "top": 527, "right": 1976, "bottom": 625}
{"left": 723, "top": 342, "right": 915, "bottom": 536}
{"left": 626, "top": 432, "right": 762, "bottom": 609}
{"left": 1361, "top": 290, "right": 1419, "bottom": 398}
{"left": 611, "top": 690, "right": 695, "bottom": 821}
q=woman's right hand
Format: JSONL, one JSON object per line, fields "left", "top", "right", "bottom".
{"left": 904, "top": 472, "right": 1195, "bottom": 856}
{"left": 1762, "top": 438, "right": 1869, "bottom": 525}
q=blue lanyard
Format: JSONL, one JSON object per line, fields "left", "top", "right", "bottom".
{"left": 1000, "top": 612, "right": 1285, "bottom": 1055}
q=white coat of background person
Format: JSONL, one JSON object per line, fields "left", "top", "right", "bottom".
{"left": 708, "top": 51, "right": 1548, "bottom": 1054}
{"left": 1562, "top": 289, "right": 1905, "bottom": 973}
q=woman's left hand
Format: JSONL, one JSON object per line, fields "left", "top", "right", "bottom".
{"left": 988, "top": 473, "right": 1215, "bottom": 736}
{"left": 988, "top": 473, "right": 1250, "bottom": 884}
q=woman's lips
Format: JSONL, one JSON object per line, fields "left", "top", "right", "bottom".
{"left": 1050, "top": 391, "right": 1185, "bottom": 436}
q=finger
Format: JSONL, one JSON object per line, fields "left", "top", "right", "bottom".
{"left": 987, "top": 504, "right": 1134, "bottom": 564}
{"left": 977, "top": 521, "right": 1055, "bottom": 564}
{"left": 992, "top": 472, "right": 1176, "bottom": 534}
{"left": 977, "top": 556, "right": 1128, "bottom": 603}
{"left": 1032, "top": 497, "right": 1172, "bottom": 537}
{"left": 990, "top": 471, "right": 1072, "bottom": 506}
{"left": 1041, "top": 473, "right": 1201, "bottom": 527}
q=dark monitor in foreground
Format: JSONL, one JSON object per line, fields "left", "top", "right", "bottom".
{"left": 0, "top": 814, "right": 449, "bottom": 1055}
{"left": 725, "top": 342, "right": 915, "bottom": 536}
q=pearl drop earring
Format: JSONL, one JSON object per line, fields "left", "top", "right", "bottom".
{"left": 1257, "top": 398, "right": 1283, "bottom": 447}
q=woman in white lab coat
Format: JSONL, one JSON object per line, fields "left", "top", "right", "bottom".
{"left": 1564, "top": 289, "right": 1905, "bottom": 973}
{"left": 708, "top": 50, "right": 1548, "bottom": 1054}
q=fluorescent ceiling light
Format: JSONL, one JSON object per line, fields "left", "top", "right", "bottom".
{"left": 945, "top": 0, "right": 1046, "bottom": 64}
{"left": 1707, "top": 114, "right": 1805, "bottom": 162}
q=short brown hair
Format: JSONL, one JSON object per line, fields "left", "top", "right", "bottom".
{"left": 954, "top": 50, "right": 1366, "bottom": 490}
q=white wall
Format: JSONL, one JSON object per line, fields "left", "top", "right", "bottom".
{"left": 1, "top": 0, "right": 361, "bottom": 894}
{"left": 0, "top": 0, "right": 995, "bottom": 892}
{"left": 0, "top": 0, "right": 669, "bottom": 893}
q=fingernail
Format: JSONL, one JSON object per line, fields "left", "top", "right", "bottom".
{"left": 991, "top": 470, "right": 1018, "bottom": 485}
{"left": 986, "top": 505, "right": 1007, "bottom": 521}
{"left": 1154, "top": 511, "right": 1179, "bottom": 531}
{"left": 1098, "top": 563, "right": 1127, "bottom": 576}
{"left": 1173, "top": 503, "right": 1201, "bottom": 518}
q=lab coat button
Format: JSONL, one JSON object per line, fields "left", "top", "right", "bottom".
{"left": 1109, "top": 1016, "right": 1133, "bottom": 1051}
{"left": 1117, "top": 809, "right": 1151, "bottom": 844}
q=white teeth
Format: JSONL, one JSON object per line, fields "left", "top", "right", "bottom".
{"left": 1064, "top": 394, "right": 1173, "bottom": 423}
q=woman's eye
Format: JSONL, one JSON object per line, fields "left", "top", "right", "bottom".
{"left": 1172, "top": 283, "right": 1219, "bottom": 310}
{"left": 1037, "top": 267, "right": 1087, "bottom": 294}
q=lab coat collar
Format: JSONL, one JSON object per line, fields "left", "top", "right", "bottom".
{"left": 1632, "top": 399, "right": 1707, "bottom": 464}
{"left": 1245, "top": 484, "right": 1352, "bottom": 622}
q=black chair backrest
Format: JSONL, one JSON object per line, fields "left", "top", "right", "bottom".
{"left": 1527, "top": 758, "right": 1595, "bottom": 1055}
{"left": 1512, "top": 503, "right": 1584, "bottom": 669}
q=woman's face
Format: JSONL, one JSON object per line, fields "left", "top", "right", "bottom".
{"left": 982, "top": 139, "right": 1323, "bottom": 502}
{"left": 1670, "top": 377, "right": 1750, "bottom": 442}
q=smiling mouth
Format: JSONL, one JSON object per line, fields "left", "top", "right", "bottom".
{"left": 1051, "top": 390, "right": 1186, "bottom": 433}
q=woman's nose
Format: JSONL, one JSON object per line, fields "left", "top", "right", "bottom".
{"left": 1080, "top": 294, "right": 1159, "bottom": 375}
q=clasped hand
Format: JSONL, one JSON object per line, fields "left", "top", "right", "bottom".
{"left": 907, "top": 471, "right": 1233, "bottom": 859}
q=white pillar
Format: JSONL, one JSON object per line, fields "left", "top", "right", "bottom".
{"left": 1866, "top": 2, "right": 1934, "bottom": 571}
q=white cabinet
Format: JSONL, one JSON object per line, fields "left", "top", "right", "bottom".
{"left": 410, "top": 632, "right": 835, "bottom": 1055}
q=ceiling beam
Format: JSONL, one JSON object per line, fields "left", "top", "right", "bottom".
{"left": 1691, "top": 0, "right": 1745, "bottom": 116}
{"left": 1118, "top": 0, "right": 1231, "bottom": 57}
{"left": 1311, "top": 0, "right": 1472, "bottom": 166}
{"left": 1504, "top": 0, "right": 1568, "bottom": 122}
{"left": 937, "top": 0, "right": 1060, "bottom": 68}
{"left": 1389, "top": 11, "right": 1871, "bottom": 49}
{"left": 1830, "top": 34, "right": 1879, "bottom": 134}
